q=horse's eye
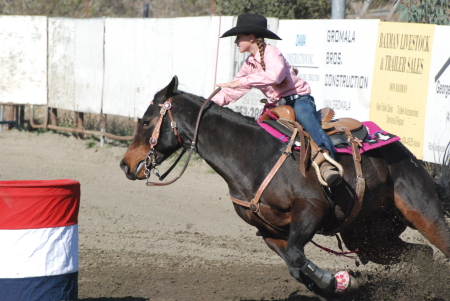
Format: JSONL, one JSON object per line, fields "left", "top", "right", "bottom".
{"left": 142, "top": 120, "right": 150, "bottom": 128}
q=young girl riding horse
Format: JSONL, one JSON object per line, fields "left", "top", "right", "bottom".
{"left": 212, "top": 13, "right": 341, "bottom": 186}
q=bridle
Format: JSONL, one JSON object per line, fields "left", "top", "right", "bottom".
{"left": 143, "top": 88, "right": 221, "bottom": 186}
{"left": 142, "top": 87, "right": 296, "bottom": 232}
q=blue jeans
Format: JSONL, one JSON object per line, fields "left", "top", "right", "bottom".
{"left": 287, "top": 95, "right": 336, "bottom": 159}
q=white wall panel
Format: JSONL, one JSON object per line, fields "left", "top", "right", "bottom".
{"left": 133, "top": 18, "right": 175, "bottom": 118}
{"left": 103, "top": 18, "right": 178, "bottom": 118}
{"left": 172, "top": 17, "right": 221, "bottom": 98}
{"left": 74, "top": 18, "right": 104, "bottom": 114}
{"left": 48, "top": 18, "right": 76, "bottom": 110}
{"left": 0, "top": 16, "right": 47, "bottom": 105}
{"left": 103, "top": 17, "right": 223, "bottom": 118}
{"left": 214, "top": 16, "right": 236, "bottom": 87}
{"left": 49, "top": 18, "right": 104, "bottom": 113}
{"left": 102, "top": 18, "right": 140, "bottom": 117}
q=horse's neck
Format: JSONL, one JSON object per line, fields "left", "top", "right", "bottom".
{"left": 180, "top": 101, "right": 282, "bottom": 193}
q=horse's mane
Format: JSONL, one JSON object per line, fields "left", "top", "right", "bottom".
{"left": 176, "top": 90, "right": 261, "bottom": 129}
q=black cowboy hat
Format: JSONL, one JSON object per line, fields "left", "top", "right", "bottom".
{"left": 221, "top": 13, "right": 282, "bottom": 40}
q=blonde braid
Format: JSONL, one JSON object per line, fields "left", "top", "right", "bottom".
{"left": 255, "top": 37, "right": 266, "bottom": 71}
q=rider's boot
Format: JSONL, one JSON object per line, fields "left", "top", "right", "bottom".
{"left": 311, "top": 144, "right": 343, "bottom": 187}
{"left": 320, "top": 161, "right": 342, "bottom": 187}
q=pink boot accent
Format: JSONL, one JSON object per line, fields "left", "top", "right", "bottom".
{"left": 334, "top": 271, "right": 350, "bottom": 294}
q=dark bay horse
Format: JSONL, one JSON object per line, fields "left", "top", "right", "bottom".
{"left": 120, "top": 76, "right": 450, "bottom": 300}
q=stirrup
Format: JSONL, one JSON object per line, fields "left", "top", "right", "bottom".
{"left": 312, "top": 152, "right": 344, "bottom": 187}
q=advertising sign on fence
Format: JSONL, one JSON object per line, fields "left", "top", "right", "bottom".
{"left": 277, "top": 19, "right": 325, "bottom": 110}
{"left": 321, "top": 19, "right": 379, "bottom": 121}
{"left": 277, "top": 19, "right": 378, "bottom": 121}
{"left": 370, "top": 22, "right": 435, "bottom": 159}
{"left": 423, "top": 25, "right": 450, "bottom": 163}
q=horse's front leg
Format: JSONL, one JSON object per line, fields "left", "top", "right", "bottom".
{"left": 287, "top": 204, "right": 338, "bottom": 298}
{"left": 262, "top": 197, "right": 358, "bottom": 300}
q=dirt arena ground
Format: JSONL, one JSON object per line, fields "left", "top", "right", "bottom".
{"left": 1, "top": 129, "right": 450, "bottom": 301}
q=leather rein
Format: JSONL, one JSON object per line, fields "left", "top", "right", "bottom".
{"left": 144, "top": 88, "right": 221, "bottom": 186}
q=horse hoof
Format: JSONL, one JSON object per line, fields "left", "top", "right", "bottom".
{"left": 334, "top": 271, "right": 358, "bottom": 294}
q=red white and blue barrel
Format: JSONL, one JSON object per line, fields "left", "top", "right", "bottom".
{"left": 0, "top": 179, "right": 80, "bottom": 301}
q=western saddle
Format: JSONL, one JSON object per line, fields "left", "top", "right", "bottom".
{"left": 260, "top": 105, "right": 366, "bottom": 187}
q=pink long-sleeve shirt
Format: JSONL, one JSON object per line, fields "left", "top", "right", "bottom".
{"left": 212, "top": 45, "right": 311, "bottom": 106}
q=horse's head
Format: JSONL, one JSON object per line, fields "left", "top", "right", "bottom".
{"left": 120, "top": 76, "right": 183, "bottom": 180}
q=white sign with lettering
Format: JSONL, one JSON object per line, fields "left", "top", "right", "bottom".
{"left": 277, "top": 20, "right": 325, "bottom": 112}
{"left": 423, "top": 25, "right": 450, "bottom": 163}
{"left": 278, "top": 19, "right": 379, "bottom": 121}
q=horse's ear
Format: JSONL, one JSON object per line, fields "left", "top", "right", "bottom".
{"left": 162, "top": 76, "right": 179, "bottom": 99}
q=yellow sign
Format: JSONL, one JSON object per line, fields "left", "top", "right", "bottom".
{"left": 370, "top": 22, "right": 435, "bottom": 159}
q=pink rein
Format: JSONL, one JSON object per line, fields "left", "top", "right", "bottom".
{"left": 310, "top": 239, "right": 359, "bottom": 260}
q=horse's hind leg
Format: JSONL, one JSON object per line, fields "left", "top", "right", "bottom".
{"left": 340, "top": 206, "right": 433, "bottom": 265}
{"left": 385, "top": 142, "right": 450, "bottom": 258}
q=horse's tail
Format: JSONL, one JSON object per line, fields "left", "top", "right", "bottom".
{"left": 434, "top": 142, "right": 450, "bottom": 218}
